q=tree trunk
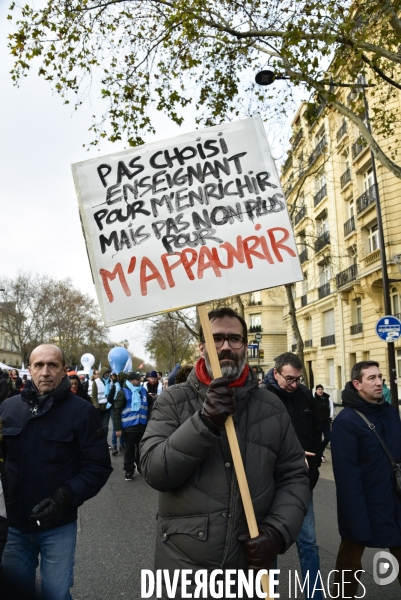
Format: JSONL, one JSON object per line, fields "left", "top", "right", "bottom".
{"left": 285, "top": 284, "right": 309, "bottom": 388}
{"left": 235, "top": 295, "right": 245, "bottom": 319}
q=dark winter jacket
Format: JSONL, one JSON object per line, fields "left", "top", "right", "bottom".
{"left": 264, "top": 369, "right": 321, "bottom": 489}
{"left": 0, "top": 373, "right": 8, "bottom": 403}
{"left": 0, "top": 376, "right": 112, "bottom": 534}
{"left": 332, "top": 381, "right": 401, "bottom": 547}
{"left": 140, "top": 368, "right": 310, "bottom": 597}
{"left": 314, "top": 392, "right": 331, "bottom": 423}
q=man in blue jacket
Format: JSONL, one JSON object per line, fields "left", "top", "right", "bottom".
{"left": 332, "top": 360, "right": 401, "bottom": 596}
{"left": 0, "top": 344, "right": 112, "bottom": 600}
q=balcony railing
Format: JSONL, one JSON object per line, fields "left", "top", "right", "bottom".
{"left": 352, "top": 136, "right": 366, "bottom": 160}
{"left": 292, "top": 128, "right": 304, "bottom": 150}
{"left": 340, "top": 168, "right": 352, "bottom": 189}
{"left": 249, "top": 325, "right": 262, "bottom": 333}
{"left": 292, "top": 343, "right": 298, "bottom": 352}
{"left": 294, "top": 205, "right": 306, "bottom": 225}
{"left": 305, "top": 339, "right": 313, "bottom": 347}
{"left": 308, "top": 135, "right": 327, "bottom": 166}
{"left": 344, "top": 216, "right": 356, "bottom": 236}
{"left": 314, "top": 231, "right": 330, "bottom": 252}
{"left": 301, "top": 294, "right": 308, "bottom": 307}
{"left": 336, "top": 121, "right": 348, "bottom": 142}
{"left": 356, "top": 184, "right": 377, "bottom": 214}
{"left": 282, "top": 154, "right": 293, "bottom": 174}
{"left": 321, "top": 334, "right": 335, "bottom": 347}
{"left": 249, "top": 300, "right": 262, "bottom": 306}
{"left": 350, "top": 323, "right": 363, "bottom": 335}
{"left": 336, "top": 264, "right": 358, "bottom": 288}
{"left": 318, "top": 282, "right": 331, "bottom": 299}
{"left": 299, "top": 249, "right": 308, "bottom": 264}
{"left": 364, "top": 249, "right": 380, "bottom": 266}
{"left": 314, "top": 184, "right": 327, "bottom": 207}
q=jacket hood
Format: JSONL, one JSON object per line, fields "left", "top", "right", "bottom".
{"left": 341, "top": 381, "right": 385, "bottom": 411}
{"left": 21, "top": 374, "right": 72, "bottom": 407}
{"left": 99, "top": 366, "right": 110, "bottom": 379}
{"left": 314, "top": 391, "right": 330, "bottom": 401}
{"left": 265, "top": 367, "right": 296, "bottom": 398}
{"left": 265, "top": 368, "right": 278, "bottom": 387}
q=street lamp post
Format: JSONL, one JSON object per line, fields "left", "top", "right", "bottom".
{"left": 256, "top": 70, "right": 400, "bottom": 409}
{"left": 360, "top": 87, "right": 399, "bottom": 409}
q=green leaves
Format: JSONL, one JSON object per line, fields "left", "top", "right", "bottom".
{"left": 5, "top": 0, "right": 401, "bottom": 176}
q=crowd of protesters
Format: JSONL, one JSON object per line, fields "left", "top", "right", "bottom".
{"left": 0, "top": 315, "right": 401, "bottom": 600}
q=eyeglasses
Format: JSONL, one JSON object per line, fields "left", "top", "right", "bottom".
{"left": 278, "top": 372, "right": 303, "bottom": 385}
{"left": 202, "top": 334, "right": 246, "bottom": 349}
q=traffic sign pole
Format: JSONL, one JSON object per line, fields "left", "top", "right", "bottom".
{"left": 375, "top": 316, "right": 401, "bottom": 410}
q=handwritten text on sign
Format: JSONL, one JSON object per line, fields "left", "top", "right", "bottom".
{"left": 72, "top": 116, "right": 302, "bottom": 326}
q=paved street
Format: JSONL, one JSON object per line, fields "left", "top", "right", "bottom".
{"left": 71, "top": 444, "right": 400, "bottom": 600}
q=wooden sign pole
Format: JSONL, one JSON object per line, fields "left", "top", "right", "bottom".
{"left": 198, "top": 304, "right": 271, "bottom": 599}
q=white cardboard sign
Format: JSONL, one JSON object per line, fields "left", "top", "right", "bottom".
{"left": 72, "top": 115, "right": 302, "bottom": 326}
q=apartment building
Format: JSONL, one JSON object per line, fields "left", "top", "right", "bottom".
{"left": 243, "top": 288, "right": 287, "bottom": 379}
{"left": 280, "top": 88, "right": 401, "bottom": 400}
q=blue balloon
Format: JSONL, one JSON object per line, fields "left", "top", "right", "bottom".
{"left": 108, "top": 346, "right": 130, "bottom": 374}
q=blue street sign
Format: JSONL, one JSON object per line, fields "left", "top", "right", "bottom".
{"left": 375, "top": 315, "right": 401, "bottom": 342}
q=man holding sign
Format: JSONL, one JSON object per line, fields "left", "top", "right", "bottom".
{"left": 140, "top": 307, "right": 310, "bottom": 598}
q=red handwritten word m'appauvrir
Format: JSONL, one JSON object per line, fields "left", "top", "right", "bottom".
{"left": 99, "top": 226, "right": 296, "bottom": 302}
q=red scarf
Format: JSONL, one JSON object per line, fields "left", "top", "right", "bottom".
{"left": 195, "top": 358, "right": 249, "bottom": 388}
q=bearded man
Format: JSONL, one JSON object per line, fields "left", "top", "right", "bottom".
{"left": 140, "top": 307, "right": 310, "bottom": 599}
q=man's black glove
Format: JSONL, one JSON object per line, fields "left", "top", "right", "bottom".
{"left": 238, "top": 524, "right": 284, "bottom": 571}
{"left": 201, "top": 377, "right": 235, "bottom": 430}
{"left": 29, "top": 486, "right": 71, "bottom": 530}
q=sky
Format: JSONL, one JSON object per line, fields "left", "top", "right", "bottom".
{"left": 0, "top": 3, "right": 199, "bottom": 362}
{"left": 0, "top": 3, "right": 301, "bottom": 364}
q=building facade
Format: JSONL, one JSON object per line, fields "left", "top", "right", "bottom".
{"left": 244, "top": 288, "right": 287, "bottom": 380}
{"left": 281, "top": 89, "right": 401, "bottom": 400}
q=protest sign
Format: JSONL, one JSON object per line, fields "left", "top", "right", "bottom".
{"left": 72, "top": 115, "right": 302, "bottom": 326}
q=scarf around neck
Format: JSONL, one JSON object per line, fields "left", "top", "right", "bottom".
{"left": 126, "top": 381, "right": 142, "bottom": 411}
{"left": 195, "top": 358, "right": 249, "bottom": 388}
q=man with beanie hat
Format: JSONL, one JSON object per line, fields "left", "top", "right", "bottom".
{"left": 143, "top": 370, "right": 162, "bottom": 416}
{"left": 0, "top": 344, "right": 112, "bottom": 600}
{"left": 114, "top": 372, "right": 148, "bottom": 481}
{"left": 140, "top": 308, "right": 309, "bottom": 598}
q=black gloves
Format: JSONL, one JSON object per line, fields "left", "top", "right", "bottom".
{"left": 238, "top": 524, "right": 284, "bottom": 571}
{"left": 30, "top": 486, "right": 71, "bottom": 530}
{"left": 201, "top": 377, "right": 235, "bottom": 430}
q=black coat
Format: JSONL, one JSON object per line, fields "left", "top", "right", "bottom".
{"left": 332, "top": 382, "right": 401, "bottom": 547}
{"left": 0, "top": 376, "right": 112, "bottom": 533}
{"left": 314, "top": 392, "right": 331, "bottom": 422}
{"left": 0, "top": 373, "right": 8, "bottom": 403}
{"left": 265, "top": 369, "right": 322, "bottom": 489}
